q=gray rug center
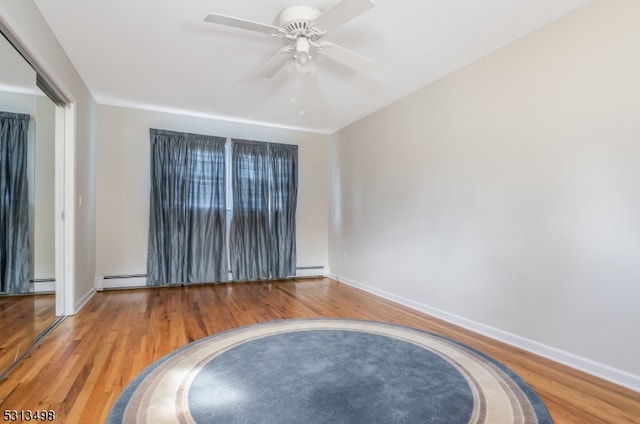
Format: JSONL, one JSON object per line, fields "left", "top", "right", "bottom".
{"left": 189, "top": 330, "right": 473, "bottom": 423}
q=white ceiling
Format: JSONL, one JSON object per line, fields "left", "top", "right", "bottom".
{"left": 33, "top": 0, "right": 591, "bottom": 134}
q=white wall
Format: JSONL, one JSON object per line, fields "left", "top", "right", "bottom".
{"left": 329, "top": 0, "right": 640, "bottom": 389}
{"left": 95, "top": 104, "right": 330, "bottom": 280}
{"left": 0, "top": 0, "right": 97, "bottom": 312}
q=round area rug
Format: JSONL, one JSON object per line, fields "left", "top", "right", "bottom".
{"left": 107, "top": 319, "right": 552, "bottom": 423}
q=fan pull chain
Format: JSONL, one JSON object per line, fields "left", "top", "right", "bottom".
{"left": 299, "top": 74, "right": 305, "bottom": 115}
{"left": 291, "top": 60, "right": 305, "bottom": 115}
{"left": 291, "top": 59, "right": 297, "bottom": 103}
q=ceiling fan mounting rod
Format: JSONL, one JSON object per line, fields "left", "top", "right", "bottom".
{"left": 278, "top": 6, "right": 325, "bottom": 41}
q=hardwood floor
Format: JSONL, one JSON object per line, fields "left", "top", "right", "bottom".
{"left": 34, "top": 294, "right": 56, "bottom": 336}
{"left": 0, "top": 294, "right": 55, "bottom": 378}
{"left": 0, "top": 278, "right": 638, "bottom": 423}
{"left": 0, "top": 295, "right": 34, "bottom": 377}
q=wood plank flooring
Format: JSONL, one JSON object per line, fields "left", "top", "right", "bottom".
{"left": 0, "top": 296, "right": 34, "bottom": 377}
{"left": 0, "top": 278, "right": 638, "bottom": 423}
{"left": 0, "top": 294, "right": 55, "bottom": 378}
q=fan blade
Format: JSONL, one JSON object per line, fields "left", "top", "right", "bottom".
{"left": 316, "top": 42, "right": 376, "bottom": 71}
{"left": 204, "top": 13, "right": 281, "bottom": 34}
{"left": 257, "top": 47, "right": 294, "bottom": 78}
{"left": 311, "top": 0, "right": 375, "bottom": 31}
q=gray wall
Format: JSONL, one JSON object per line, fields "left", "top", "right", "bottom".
{"left": 329, "top": 0, "right": 640, "bottom": 389}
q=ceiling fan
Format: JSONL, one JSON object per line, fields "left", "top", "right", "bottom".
{"left": 204, "top": 0, "right": 376, "bottom": 79}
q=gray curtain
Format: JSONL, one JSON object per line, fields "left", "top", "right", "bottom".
{"left": 268, "top": 143, "right": 298, "bottom": 279}
{"left": 147, "top": 129, "right": 227, "bottom": 285}
{"left": 0, "top": 112, "right": 30, "bottom": 294}
{"left": 229, "top": 140, "right": 270, "bottom": 281}
{"left": 230, "top": 139, "right": 297, "bottom": 281}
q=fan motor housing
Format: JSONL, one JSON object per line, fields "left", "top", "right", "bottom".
{"left": 278, "top": 6, "right": 322, "bottom": 38}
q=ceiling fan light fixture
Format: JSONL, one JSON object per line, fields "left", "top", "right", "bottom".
{"left": 295, "top": 37, "right": 311, "bottom": 58}
{"left": 295, "top": 57, "right": 317, "bottom": 75}
{"left": 294, "top": 37, "right": 316, "bottom": 75}
{"left": 297, "top": 52, "right": 311, "bottom": 65}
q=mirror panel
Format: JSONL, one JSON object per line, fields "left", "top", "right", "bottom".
{"left": 0, "top": 32, "right": 56, "bottom": 377}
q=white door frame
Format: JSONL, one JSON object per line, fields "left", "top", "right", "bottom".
{"left": 54, "top": 103, "right": 75, "bottom": 316}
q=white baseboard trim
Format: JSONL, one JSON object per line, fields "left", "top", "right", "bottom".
{"left": 337, "top": 275, "right": 640, "bottom": 393}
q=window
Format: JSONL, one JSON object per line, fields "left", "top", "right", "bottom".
{"left": 186, "top": 146, "right": 225, "bottom": 210}
{"left": 147, "top": 129, "right": 227, "bottom": 285}
{"left": 147, "top": 130, "right": 298, "bottom": 285}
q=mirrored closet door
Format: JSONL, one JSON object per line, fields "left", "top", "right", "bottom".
{"left": 0, "top": 32, "right": 58, "bottom": 377}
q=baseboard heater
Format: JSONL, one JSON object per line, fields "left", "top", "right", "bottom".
{"left": 97, "top": 274, "right": 148, "bottom": 290}
{"left": 29, "top": 278, "right": 56, "bottom": 293}
{"left": 97, "top": 266, "right": 327, "bottom": 290}
{"left": 102, "top": 274, "right": 147, "bottom": 280}
{"left": 294, "top": 266, "right": 326, "bottom": 278}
